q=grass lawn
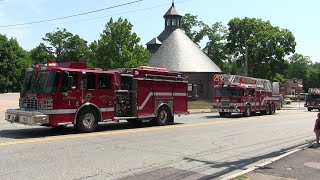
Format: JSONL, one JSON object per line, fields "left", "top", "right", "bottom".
{"left": 188, "top": 99, "right": 212, "bottom": 109}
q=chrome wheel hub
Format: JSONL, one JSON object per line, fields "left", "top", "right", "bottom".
{"left": 159, "top": 111, "right": 168, "bottom": 122}
{"left": 83, "top": 113, "right": 95, "bottom": 128}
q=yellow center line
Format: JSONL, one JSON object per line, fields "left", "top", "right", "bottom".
{"left": 0, "top": 113, "right": 309, "bottom": 147}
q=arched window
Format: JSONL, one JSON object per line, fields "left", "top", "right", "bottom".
{"left": 166, "top": 19, "right": 171, "bottom": 26}
{"left": 172, "top": 19, "right": 177, "bottom": 26}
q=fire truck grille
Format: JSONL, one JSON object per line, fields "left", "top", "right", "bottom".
{"left": 221, "top": 100, "right": 230, "bottom": 107}
{"left": 20, "top": 97, "right": 38, "bottom": 109}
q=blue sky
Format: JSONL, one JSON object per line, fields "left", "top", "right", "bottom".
{"left": 0, "top": 0, "right": 319, "bottom": 62}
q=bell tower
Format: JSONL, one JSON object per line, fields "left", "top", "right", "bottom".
{"left": 163, "top": 1, "right": 182, "bottom": 30}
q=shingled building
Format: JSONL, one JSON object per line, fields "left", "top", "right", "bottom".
{"left": 147, "top": 2, "right": 222, "bottom": 99}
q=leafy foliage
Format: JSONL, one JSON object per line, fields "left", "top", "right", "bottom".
{"left": 203, "top": 22, "right": 229, "bottom": 72}
{"left": 181, "top": 13, "right": 208, "bottom": 45}
{"left": 42, "top": 28, "right": 89, "bottom": 63}
{"left": 30, "top": 43, "right": 55, "bottom": 64}
{"left": 91, "top": 18, "right": 150, "bottom": 69}
{"left": 226, "top": 17, "right": 296, "bottom": 80}
{"left": 288, "top": 53, "right": 316, "bottom": 91}
{"left": 0, "top": 34, "right": 31, "bottom": 92}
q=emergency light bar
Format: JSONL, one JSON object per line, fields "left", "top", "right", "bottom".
{"left": 27, "top": 62, "right": 58, "bottom": 71}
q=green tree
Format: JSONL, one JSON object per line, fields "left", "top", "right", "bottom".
{"left": 288, "top": 53, "right": 313, "bottom": 91}
{"left": 181, "top": 13, "right": 208, "bottom": 45}
{"left": 203, "top": 22, "right": 229, "bottom": 71}
{"left": 288, "top": 53, "right": 311, "bottom": 80}
{"left": 0, "top": 34, "right": 31, "bottom": 92}
{"left": 226, "top": 17, "right": 296, "bottom": 80}
{"left": 92, "top": 17, "right": 150, "bottom": 69}
{"left": 43, "top": 28, "right": 89, "bottom": 63}
{"left": 30, "top": 43, "right": 54, "bottom": 64}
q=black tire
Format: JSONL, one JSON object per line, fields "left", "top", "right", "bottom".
{"left": 152, "top": 106, "right": 171, "bottom": 126}
{"left": 308, "top": 108, "right": 312, "bottom": 111}
{"left": 266, "top": 104, "right": 271, "bottom": 115}
{"left": 219, "top": 112, "right": 227, "bottom": 117}
{"left": 270, "top": 103, "right": 276, "bottom": 114}
{"left": 75, "top": 108, "right": 99, "bottom": 132}
{"left": 262, "top": 104, "right": 271, "bottom": 115}
{"left": 243, "top": 104, "right": 251, "bottom": 117}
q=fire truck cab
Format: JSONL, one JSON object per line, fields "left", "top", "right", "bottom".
{"left": 5, "top": 62, "right": 188, "bottom": 132}
{"left": 305, "top": 88, "right": 320, "bottom": 111}
{"left": 212, "top": 74, "right": 280, "bottom": 117}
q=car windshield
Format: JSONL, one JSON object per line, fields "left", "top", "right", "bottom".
{"left": 214, "top": 88, "right": 244, "bottom": 97}
{"left": 306, "top": 94, "right": 320, "bottom": 101}
{"left": 21, "top": 71, "right": 60, "bottom": 94}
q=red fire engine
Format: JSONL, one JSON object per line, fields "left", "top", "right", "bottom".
{"left": 212, "top": 74, "right": 280, "bottom": 117}
{"left": 305, "top": 88, "right": 320, "bottom": 111}
{"left": 5, "top": 62, "right": 188, "bottom": 132}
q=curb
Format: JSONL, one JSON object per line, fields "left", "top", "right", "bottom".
{"left": 222, "top": 143, "right": 311, "bottom": 180}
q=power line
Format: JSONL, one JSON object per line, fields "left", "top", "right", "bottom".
{"left": 0, "top": 0, "right": 188, "bottom": 30}
{"left": 0, "top": 0, "right": 143, "bottom": 28}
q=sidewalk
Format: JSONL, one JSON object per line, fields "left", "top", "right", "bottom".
{"left": 228, "top": 144, "right": 320, "bottom": 180}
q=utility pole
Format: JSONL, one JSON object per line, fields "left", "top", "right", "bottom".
{"left": 244, "top": 44, "right": 248, "bottom": 76}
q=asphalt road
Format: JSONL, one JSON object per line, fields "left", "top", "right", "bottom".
{"left": 0, "top": 94, "right": 316, "bottom": 180}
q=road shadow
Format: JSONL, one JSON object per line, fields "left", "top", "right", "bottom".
{"left": 205, "top": 112, "right": 267, "bottom": 119}
{"left": 181, "top": 144, "right": 304, "bottom": 180}
{"left": 0, "top": 122, "right": 183, "bottom": 139}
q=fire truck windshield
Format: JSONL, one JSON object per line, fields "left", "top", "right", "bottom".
{"left": 306, "top": 94, "right": 320, "bottom": 101}
{"left": 214, "top": 88, "right": 244, "bottom": 97}
{"left": 21, "top": 71, "right": 60, "bottom": 94}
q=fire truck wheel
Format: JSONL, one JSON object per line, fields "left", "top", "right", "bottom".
{"left": 153, "top": 106, "right": 171, "bottom": 126}
{"left": 266, "top": 104, "right": 271, "bottom": 115}
{"left": 243, "top": 105, "right": 251, "bottom": 117}
{"left": 76, "top": 108, "right": 99, "bottom": 132}
{"left": 270, "top": 103, "right": 276, "bottom": 114}
{"left": 308, "top": 108, "right": 312, "bottom": 111}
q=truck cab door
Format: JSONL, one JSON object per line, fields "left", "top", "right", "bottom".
{"left": 81, "top": 73, "right": 115, "bottom": 121}
{"left": 59, "top": 71, "right": 81, "bottom": 109}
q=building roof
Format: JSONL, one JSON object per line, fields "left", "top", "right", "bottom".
{"left": 148, "top": 29, "right": 222, "bottom": 73}
{"left": 146, "top": 37, "right": 162, "bottom": 45}
{"left": 163, "top": 2, "right": 182, "bottom": 18}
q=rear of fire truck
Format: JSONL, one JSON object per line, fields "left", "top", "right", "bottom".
{"left": 305, "top": 88, "right": 320, "bottom": 111}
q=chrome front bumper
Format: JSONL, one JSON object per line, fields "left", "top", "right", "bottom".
{"left": 5, "top": 109, "right": 49, "bottom": 125}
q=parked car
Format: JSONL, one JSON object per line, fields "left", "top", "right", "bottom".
{"left": 283, "top": 98, "right": 292, "bottom": 104}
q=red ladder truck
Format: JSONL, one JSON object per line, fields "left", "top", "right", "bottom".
{"left": 5, "top": 62, "right": 188, "bottom": 132}
{"left": 212, "top": 74, "right": 280, "bottom": 117}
